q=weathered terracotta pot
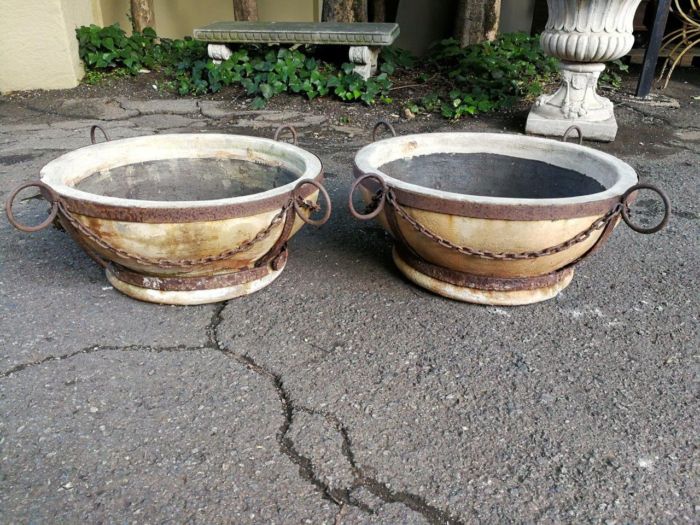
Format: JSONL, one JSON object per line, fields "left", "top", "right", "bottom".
{"left": 350, "top": 124, "right": 669, "bottom": 306}
{"left": 6, "top": 127, "right": 330, "bottom": 305}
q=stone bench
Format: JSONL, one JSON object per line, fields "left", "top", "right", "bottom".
{"left": 193, "top": 21, "right": 400, "bottom": 80}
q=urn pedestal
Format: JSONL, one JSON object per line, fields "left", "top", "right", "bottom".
{"left": 526, "top": 0, "right": 642, "bottom": 142}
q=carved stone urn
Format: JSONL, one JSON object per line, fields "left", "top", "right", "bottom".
{"left": 526, "top": 0, "right": 642, "bottom": 141}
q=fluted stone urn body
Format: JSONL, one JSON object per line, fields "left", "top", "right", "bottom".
{"left": 526, "top": 0, "right": 642, "bottom": 141}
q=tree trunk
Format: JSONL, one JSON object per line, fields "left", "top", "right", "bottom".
{"left": 371, "top": 0, "right": 386, "bottom": 22}
{"left": 454, "top": 0, "right": 501, "bottom": 46}
{"left": 130, "top": 0, "right": 155, "bottom": 33}
{"left": 322, "top": 0, "right": 368, "bottom": 22}
{"left": 233, "top": 0, "right": 258, "bottom": 21}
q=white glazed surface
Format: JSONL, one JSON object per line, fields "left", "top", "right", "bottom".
{"left": 40, "top": 133, "right": 322, "bottom": 207}
{"left": 354, "top": 132, "right": 638, "bottom": 205}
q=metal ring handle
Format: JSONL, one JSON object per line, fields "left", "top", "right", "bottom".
{"left": 349, "top": 173, "right": 388, "bottom": 220}
{"left": 621, "top": 183, "right": 671, "bottom": 234}
{"left": 562, "top": 125, "right": 583, "bottom": 145}
{"left": 274, "top": 125, "right": 298, "bottom": 145}
{"left": 90, "top": 125, "right": 110, "bottom": 144}
{"left": 372, "top": 120, "right": 397, "bottom": 142}
{"left": 293, "top": 179, "right": 331, "bottom": 226}
{"left": 5, "top": 181, "right": 59, "bottom": 233}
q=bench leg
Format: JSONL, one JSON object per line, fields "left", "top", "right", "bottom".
{"left": 349, "top": 46, "right": 380, "bottom": 80}
{"left": 208, "top": 44, "right": 232, "bottom": 64}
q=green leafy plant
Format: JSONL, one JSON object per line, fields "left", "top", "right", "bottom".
{"left": 600, "top": 59, "right": 630, "bottom": 89}
{"left": 77, "top": 25, "right": 625, "bottom": 119}
{"left": 76, "top": 23, "right": 167, "bottom": 73}
{"left": 415, "top": 33, "right": 560, "bottom": 118}
{"left": 76, "top": 24, "right": 393, "bottom": 106}
{"left": 380, "top": 46, "right": 416, "bottom": 71}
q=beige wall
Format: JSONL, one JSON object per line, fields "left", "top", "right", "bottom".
{"left": 98, "top": 0, "right": 318, "bottom": 38}
{"left": 0, "top": 0, "right": 94, "bottom": 92}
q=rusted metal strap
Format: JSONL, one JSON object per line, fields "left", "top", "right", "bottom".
{"left": 57, "top": 180, "right": 325, "bottom": 223}
{"left": 108, "top": 251, "right": 286, "bottom": 292}
{"left": 256, "top": 204, "right": 296, "bottom": 270}
{"left": 395, "top": 243, "right": 574, "bottom": 292}
{"left": 56, "top": 199, "right": 294, "bottom": 269}
{"left": 386, "top": 189, "right": 624, "bottom": 261}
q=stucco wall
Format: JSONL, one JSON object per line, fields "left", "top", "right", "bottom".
{"left": 98, "top": 0, "right": 319, "bottom": 38}
{"left": 0, "top": 0, "right": 94, "bottom": 92}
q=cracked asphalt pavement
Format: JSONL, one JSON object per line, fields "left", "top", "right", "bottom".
{"left": 0, "top": 78, "right": 698, "bottom": 524}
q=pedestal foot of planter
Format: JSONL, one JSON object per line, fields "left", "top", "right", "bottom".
{"left": 525, "top": 112, "right": 618, "bottom": 142}
{"left": 105, "top": 259, "right": 286, "bottom": 305}
{"left": 526, "top": 61, "right": 618, "bottom": 142}
{"left": 392, "top": 247, "right": 575, "bottom": 306}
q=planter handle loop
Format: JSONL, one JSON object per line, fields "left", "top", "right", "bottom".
{"left": 562, "top": 125, "right": 583, "bottom": 145}
{"left": 293, "top": 179, "right": 331, "bottom": 226}
{"left": 5, "top": 181, "right": 59, "bottom": 233}
{"left": 90, "top": 125, "right": 110, "bottom": 145}
{"left": 621, "top": 183, "right": 671, "bottom": 234}
{"left": 274, "top": 125, "right": 298, "bottom": 145}
{"left": 372, "top": 120, "right": 397, "bottom": 142}
{"left": 349, "top": 173, "right": 387, "bottom": 220}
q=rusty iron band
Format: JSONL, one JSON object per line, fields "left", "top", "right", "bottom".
{"left": 55, "top": 191, "right": 323, "bottom": 269}
{"left": 55, "top": 124, "right": 326, "bottom": 223}
{"left": 351, "top": 180, "right": 624, "bottom": 261}
{"left": 107, "top": 250, "right": 287, "bottom": 292}
{"left": 6, "top": 177, "right": 329, "bottom": 271}
{"left": 395, "top": 244, "right": 574, "bottom": 292}
{"left": 58, "top": 170, "right": 325, "bottom": 223}
{"left": 352, "top": 165, "right": 622, "bottom": 220}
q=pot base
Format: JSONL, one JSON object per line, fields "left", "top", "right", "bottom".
{"left": 105, "top": 258, "right": 286, "bottom": 306}
{"left": 392, "top": 247, "right": 574, "bottom": 306}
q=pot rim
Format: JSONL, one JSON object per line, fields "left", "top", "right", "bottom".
{"left": 353, "top": 132, "right": 637, "bottom": 210}
{"left": 40, "top": 133, "right": 323, "bottom": 211}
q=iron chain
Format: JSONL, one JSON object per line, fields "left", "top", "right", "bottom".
{"left": 366, "top": 189, "right": 625, "bottom": 261}
{"left": 57, "top": 197, "right": 319, "bottom": 269}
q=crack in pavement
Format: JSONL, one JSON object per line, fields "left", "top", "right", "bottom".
{"left": 209, "top": 303, "right": 370, "bottom": 514}
{"left": 0, "top": 343, "right": 205, "bottom": 378}
{"left": 304, "top": 406, "right": 466, "bottom": 525}
{"left": 2, "top": 302, "right": 466, "bottom": 524}
{"left": 15, "top": 100, "right": 204, "bottom": 124}
{"left": 210, "top": 302, "right": 466, "bottom": 525}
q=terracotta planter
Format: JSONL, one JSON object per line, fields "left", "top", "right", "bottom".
{"left": 5, "top": 127, "right": 331, "bottom": 305}
{"left": 350, "top": 124, "right": 669, "bottom": 306}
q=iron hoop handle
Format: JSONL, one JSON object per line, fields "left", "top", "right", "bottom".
{"left": 5, "top": 181, "right": 59, "bottom": 233}
{"left": 274, "top": 125, "right": 298, "bottom": 146}
{"left": 293, "top": 179, "right": 331, "bottom": 226}
{"left": 621, "top": 183, "right": 671, "bottom": 234}
{"left": 90, "top": 125, "right": 110, "bottom": 144}
{"left": 562, "top": 125, "right": 583, "bottom": 145}
{"left": 372, "top": 120, "right": 397, "bottom": 142}
{"left": 349, "top": 173, "right": 388, "bottom": 220}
